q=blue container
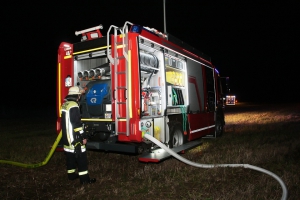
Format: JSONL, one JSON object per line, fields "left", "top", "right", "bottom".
{"left": 86, "top": 83, "right": 109, "bottom": 105}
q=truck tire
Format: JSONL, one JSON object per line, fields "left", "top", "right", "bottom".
{"left": 137, "top": 143, "right": 151, "bottom": 154}
{"left": 215, "top": 116, "right": 224, "bottom": 137}
{"left": 168, "top": 125, "right": 187, "bottom": 148}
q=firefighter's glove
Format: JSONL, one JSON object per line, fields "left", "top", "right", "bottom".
{"left": 71, "top": 134, "right": 84, "bottom": 147}
{"left": 81, "top": 132, "right": 88, "bottom": 140}
{"left": 72, "top": 134, "right": 83, "bottom": 157}
{"left": 78, "top": 129, "right": 88, "bottom": 140}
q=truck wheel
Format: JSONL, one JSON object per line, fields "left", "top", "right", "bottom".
{"left": 168, "top": 125, "right": 186, "bottom": 148}
{"left": 215, "top": 116, "right": 224, "bottom": 137}
{"left": 137, "top": 145, "right": 144, "bottom": 154}
{"left": 137, "top": 143, "right": 150, "bottom": 154}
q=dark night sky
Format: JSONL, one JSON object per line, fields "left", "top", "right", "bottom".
{"left": 2, "top": 1, "right": 299, "bottom": 111}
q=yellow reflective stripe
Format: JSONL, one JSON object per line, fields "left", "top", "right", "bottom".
{"left": 117, "top": 44, "right": 124, "bottom": 49}
{"left": 79, "top": 171, "right": 88, "bottom": 175}
{"left": 74, "top": 127, "right": 83, "bottom": 132}
{"left": 128, "top": 50, "right": 132, "bottom": 118}
{"left": 81, "top": 118, "right": 113, "bottom": 122}
{"left": 58, "top": 63, "right": 61, "bottom": 117}
{"left": 68, "top": 169, "right": 76, "bottom": 173}
{"left": 73, "top": 46, "right": 109, "bottom": 55}
{"left": 64, "top": 145, "right": 86, "bottom": 150}
{"left": 64, "top": 148, "right": 86, "bottom": 153}
{"left": 73, "top": 142, "right": 82, "bottom": 147}
{"left": 64, "top": 55, "right": 72, "bottom": 59}
{"left": 61, "top": 102, "right": 79, "bottom": 145}
{"left": 62, "top": 101, "right": 78, "bottom": 110}
{"left": 64, "top": 149, "right": 74, "bottom": 152}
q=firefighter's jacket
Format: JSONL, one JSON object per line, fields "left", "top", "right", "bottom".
{"left": 61, "top": 101, "right": 86, "bottom": 153}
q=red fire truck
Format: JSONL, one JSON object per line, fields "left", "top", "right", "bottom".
{"left": 56, "top": 21, "right": 225, "bottom": 162}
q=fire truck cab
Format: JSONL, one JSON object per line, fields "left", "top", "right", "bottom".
{"left": 56, "top": 21, "right": 225, "bottom": 162}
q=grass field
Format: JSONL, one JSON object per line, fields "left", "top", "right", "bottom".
{"left": 0, "top": 102, "right": 299, "bottom": 199}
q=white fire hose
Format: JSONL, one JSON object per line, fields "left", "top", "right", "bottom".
{"left": 144, "top": 134, "right": 288, "bottom": 200}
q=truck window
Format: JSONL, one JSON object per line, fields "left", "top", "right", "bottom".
{"left": 188, "top": 81, "right": 200, "bottom": 112}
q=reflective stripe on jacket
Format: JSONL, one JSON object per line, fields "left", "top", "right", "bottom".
{"left": 63, "top": 144, "right": 86, "bottom": 153}
{"left": 61, "top": 100, "right": 86, "bottom": 152}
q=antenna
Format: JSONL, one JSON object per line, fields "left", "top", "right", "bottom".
{"left": 163, "top": 0, "right": 167, "bottom": 34}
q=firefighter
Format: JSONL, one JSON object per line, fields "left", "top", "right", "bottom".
{"left": 61, "top": 86, "right": 96, "bottom": 184}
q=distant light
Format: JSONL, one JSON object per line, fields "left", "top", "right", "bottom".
{"left": 226, "top": 95, "right": 236, "bottom": 105}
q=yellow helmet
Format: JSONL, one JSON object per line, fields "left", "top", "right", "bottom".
{"left": 68, "top": 86, "right": 83, "bottom": 95}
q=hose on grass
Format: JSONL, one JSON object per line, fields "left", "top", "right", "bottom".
{"left": 0, "top": 131, "right": 62, "bottom": 168}
{"left": 0, "top": 131, "right": 288, "bottom": 199}
{"left": 144, "top": 134, "right": 288, "bottom": 200}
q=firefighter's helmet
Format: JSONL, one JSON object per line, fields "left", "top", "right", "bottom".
{"left": 68, "top": 86, "right": 84, "bottom": 95}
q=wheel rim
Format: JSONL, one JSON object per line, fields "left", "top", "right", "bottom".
{"left": 172, "top": 129, "right": 183, "bottom": 147}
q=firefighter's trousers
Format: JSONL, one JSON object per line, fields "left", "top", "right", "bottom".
{"left": 65, "top": 151, "right": 90, "bottom": 183}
